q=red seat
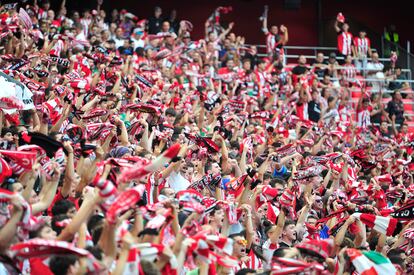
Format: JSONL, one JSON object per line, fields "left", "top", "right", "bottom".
{"left": 406, "top": 121, "right": 414, "bottom": 130}
{"left": 352, "top": 90, "right": 362, "bottom": 99}
{"left": 402, "top": 99, "right": 414, "bottom": 112}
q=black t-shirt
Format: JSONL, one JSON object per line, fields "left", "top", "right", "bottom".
{"left": 370, "top": 105, "right": 383, "bottom": 125}
{"left": 308, "top": 100, "right": 321, "bottom": 122}
{"left": 279, "top": 241, "right": 291, "bottom": 248}
{"left": 387, "top": 100, "right": 404, "bottom": 123}
{"left": 311, "top": 60, "right": 328, "bottom": 78}
{"left": 292, "top": 65, "right": 307, "bottom": 76}
{"left": 148, "top": 16, "right": 163, "bottom": 34}
{"left": 380, "top": 129, "right": 392, "bottom": 138}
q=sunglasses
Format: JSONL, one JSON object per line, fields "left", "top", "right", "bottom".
{"left": 315, "top": 199, "right": 322, "bottom": 203}
{"left": 237, "top": 239, "right": 248, "bottom": 246}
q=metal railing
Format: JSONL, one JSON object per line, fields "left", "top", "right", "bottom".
{"left": 246, "top": 44, "right": 414, "bottom": 120}
{"left": 246, "top": 44, "right": 412, "bottom": 81}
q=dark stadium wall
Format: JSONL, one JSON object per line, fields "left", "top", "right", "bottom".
{"left": 102, "top": 0, "right": 320, "bottom": 46}
{"left": 63, "top": 0, "right": 412, "bottom": 48}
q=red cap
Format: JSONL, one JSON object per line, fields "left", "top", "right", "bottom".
{"left": 337, "top": 12, "right": 345, "bottom": 23}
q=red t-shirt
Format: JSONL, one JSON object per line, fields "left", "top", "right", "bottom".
{"left": 29, "top": 258, "right": 53, "bottom": 275}
{"left": 47, "top": 189, "right": 79, "bottom": 216}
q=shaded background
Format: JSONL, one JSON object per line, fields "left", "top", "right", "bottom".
{"left": 59, "top": 0, "right": 413, "bottom": 51}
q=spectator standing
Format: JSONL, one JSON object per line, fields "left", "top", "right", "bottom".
{"left": 370, "top": 93, "right": 390, "bottom": 125}
{"left": 387, "top": 90, "right": 405, "bottom": 128}
{"left": 334, "top": 17, "right": 353, "bottom": 63}
{"left": 261, "top": 6, "right": 288, "bottom": 63}
{"left": 113, "top": 27, "right": 125, "bottom": 49}
{"left": 353, "top": 30, "right": 372, "bottom": 74}
{"left": 308, "top": 90, "right": 322, "bottom": 123}
{"left": 148, "top": 6, "right": 163, "bottom": 34}
{"left": 384, "top": 24, "right": 399, "bottom": 56}
{"left": 168, "top": 9, "right": 180, "bottom": 34}
{"left": 366, "top": 52, "right": 385, "bottom": 91}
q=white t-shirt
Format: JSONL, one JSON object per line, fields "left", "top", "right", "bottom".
{"left": 131, "top": 37, "right": 145, "bottom": 50}
{"left": 114, "top": 37, "right": 125, "bottom": 49}
{"left": 166, "top": 171, "right": 190, "bottom": 192}
{"left": 366, "top": 61, "right": 384, "bottom": 75}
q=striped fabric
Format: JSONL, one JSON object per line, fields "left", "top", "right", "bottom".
{"left": 352, "top": 213, "right": 398, "bottom": 236}
{"left": 346, "top": 249, "right": 396, "bottom": 275}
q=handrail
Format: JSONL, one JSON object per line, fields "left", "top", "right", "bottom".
{"left": 257, "top": 53, "right": 394, "bottom": 63}
{"left": 284, "top": 54, "right": 391, "bottom": 62}
{"left": 248, "top": 44, "right": 379, "bottom": 52}
{"left": 283, "top": 63, "right": 411, "bottom": 75}
{"left": 314, "top": 77, "right": 414, "bottom": 83}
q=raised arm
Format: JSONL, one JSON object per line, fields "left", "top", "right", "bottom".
{"left": 262, "top": 15, "right": 269, "bottom": 35}
{"left": 280, "top": 25, "right": 289, "bottom": 45}
{"left": 218, "top": 22, "right": 234, "bottom": 42}
{"left": 0, "top": 195, "right": 25, "bottom": 252}
{"left": 57, "top": 189, "right": 101, "bottom": 241}
{"left": 61, "top": 142, "right": 75, "bottom": 198}
{"left": 334, "top": 215, "right": 355, "bottom": 247}
{"left": 334, "top": 20, "right": 341, "bottom": 33}
{"left": 31, "top": 165, "right": 60, "bottom": 215}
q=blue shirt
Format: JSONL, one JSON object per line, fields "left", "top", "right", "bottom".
{"left": 272, "top": 165, "right": 287, "bottom": 177}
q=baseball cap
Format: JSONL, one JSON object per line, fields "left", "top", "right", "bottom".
{"left": 134, "top": 28, "right": 144, "bottom": 35}
{"left": 329, "top": 52, "right": 337, "bottom": 59}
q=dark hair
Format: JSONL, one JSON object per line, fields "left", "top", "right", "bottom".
{"left": 91, "top": 225, "right": 103, "bottom": 245}
{"left": 1, "top": 127, "right": 17, "bottom": 137}
{"left": 87, "top": 214, "right": 105, "bottom": 244}
{"left": 86, "top": 246, "right": 103, "bottom": 261}
{"left": 321, "top": 88, "right": 329, "bottom": 98}
{"left": 368, "top": 235, "right": 379, "bottom": 251}
{"left": 87, "top": 214, "right": 105, "bottom": 233}
{"left": 269, "top": 177, "right": 287, "bottom": 188}
{"left": 236, "top": 268, "right": 257, "bottom": 275}
{"left": 49, "top": 255, "right": 78, "bottom": 275}
{"left": 165, "top": 108, "right": 177, "bottom": 117}
{"left": 135, "top": 47, "right": 145, "bottom": 56}
{"left": 51, "top": 200, "right": 76, "bottom": 217}
{"left": 208, "top": 204, "right": 222, "bottom": 217}
{"left": 51, "top": 214, "right": 70, "bottom": 236}
{"left": 387, "top": 248, "right": 406, "bottom": 267}
{"left": 392, "top": 90, "right": 401, "bottom": 100}
{"left": 264, "top": 223, "right": 276, "bottom": 236}
{"left": 138, "top": 228, "right": 159, "bottom": 238}
{"left": 21, "top": 110, "right": 33, "bottom": 125}
{"left": 283, "top": 219, "right": 296, "bottom": 230}
{"left": 29, "top": 224, "right": 50, "bottom": 239}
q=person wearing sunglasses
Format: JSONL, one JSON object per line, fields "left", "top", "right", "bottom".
{"left": 310, "top": 194, "right": 324, "bottom": 220}
{"left": 230, "top": 232, "right": 249, "bottom": 270}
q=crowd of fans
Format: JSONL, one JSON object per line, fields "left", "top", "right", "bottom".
{"left": 1, "top": 1, "right": 414, "bottom": 274}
